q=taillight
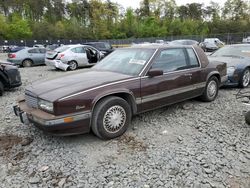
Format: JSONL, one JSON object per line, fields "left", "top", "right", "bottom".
{"left": 57, "top": 54, "right": 64, "bottom": 59}
{"left": 8, "top": 53, "right": 16, "bottom": 58}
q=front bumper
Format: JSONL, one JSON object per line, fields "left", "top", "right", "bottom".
{"left": 45, "top": 59, "right": 69, "bottom": 71}
{"left": 13, "top": 100, "right": 91, "bottom": 136}
{"left": 223, "top": 73, "right": 240, "bottom": 86}
{"left": 220, "top": 75, "right": 228, "bottom": 86}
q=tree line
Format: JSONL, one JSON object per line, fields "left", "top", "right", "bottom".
{"left": 0, "top": 0, "right": 249, "bottom": 40}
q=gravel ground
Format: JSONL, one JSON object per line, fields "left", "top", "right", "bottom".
{"left": 0, "top": 54, "right": 250, "bottom": 188}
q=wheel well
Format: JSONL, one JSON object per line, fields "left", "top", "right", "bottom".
{"left": 93, "top": 93, "right": 137, "bottom": 115}
{"left": 210, "top": 74, "right": 221, "bottom": 84}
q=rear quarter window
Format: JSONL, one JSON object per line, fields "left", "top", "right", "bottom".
{"left": 187, "top": 48, "right": 200, "bottom": 67}
{"left": 28, "top": 49, "right": 39, "bottom": 53}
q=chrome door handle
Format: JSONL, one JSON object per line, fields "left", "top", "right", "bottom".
{"left": 184, "top": 73, "right": 192, "bottom": 76}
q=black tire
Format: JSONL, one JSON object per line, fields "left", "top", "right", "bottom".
{"left": 239, "top": 68, "right": 250, "bottom": 88}
{"left": 68, "top": 60, "right": 78, "bottom": 71}
{"left": 22, "top": 59, "right": 33, "bottom": 67}
{"left": 91, "top": 96, "right": 132, "bottom": 140}
{"left": 200, "top": 76, "right": 219, "bottom": 102}
{"left": 245, "top": 111, "right": 250, "bottom": 125}
{"left": 0, "top": 81, "right": 4, "bottom": 96}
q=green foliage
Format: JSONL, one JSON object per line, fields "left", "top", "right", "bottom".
{"left": 0, "top": 0, "right": 249, "bottom": 40}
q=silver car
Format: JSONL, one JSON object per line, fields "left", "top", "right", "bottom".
{"left": 7, "top": 47, "right": 46, "bottom": 67}
{"left": 45, "top": 44, "right": 103, "bottom": 71}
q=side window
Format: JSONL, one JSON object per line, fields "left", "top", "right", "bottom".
{"left": 39, "top": 48, "right": 46, "bottom": 53}
{"left": 71, "top": 47, "right": 85, "bottom": 53}
{"left": 28, "top": 49, "right": 39, "bottom": 53}
{"left": 187, "top": 48, "right": 199, "bottom": 67}
{"left": 152, "top": 48, "right": 188, "bottom": 73}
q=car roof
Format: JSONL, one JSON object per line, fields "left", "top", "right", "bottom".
{"left": 85, "top": 42, "right": 108, "bottom": 44}
{"left": 227, "top": 44, "right": 250, "bottom": 47}
{"left": 127, "top": 44, "right": 194, "bottom": 50}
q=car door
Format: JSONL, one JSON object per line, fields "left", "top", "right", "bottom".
{"left": 27, "top": 48, "right": 41, "bottom": 65}
{"left": 38, "top": 48, "right": 46, "bottom": 64}
{"left": 71, "top": 47, "right": 87, "bottom": 66}
{"left": 139, "top": 48, "right": 201, "bottom": 111}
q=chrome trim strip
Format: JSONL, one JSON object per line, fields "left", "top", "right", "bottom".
{"left": 140, "top": 82, "right": 206, "bottom": 103}
{"left": 59, "top": 78, "right": 140, "bottom": 101}
{"left": 30, "top": 111, "right": 91, "bottom": 126}
{"left": 139, "top": 49, "right": 158, "bottom": 76}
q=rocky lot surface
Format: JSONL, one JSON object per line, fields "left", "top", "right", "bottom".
{"left": 0, "top": 54, "right": 250, "bottom": 188}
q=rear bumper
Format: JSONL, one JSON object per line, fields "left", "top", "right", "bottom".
{"left": 45, "top": 59, "right": 69, "bottom": 71}
{"left": 13, "top": 100, "right": 91, "bottom": 136}
{"left": 7, "top": 59, "right": 22, "bottom": 65}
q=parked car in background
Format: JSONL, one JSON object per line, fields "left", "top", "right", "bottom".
{"left": 45, "top": 44, "right": 103, "bottom": 71}
{"left": 199, "top": 42, "right": 219, "bottom": 52}
{"left": 84, "top": 42, "right": 114, "bottom": 56}
{"left": 208, "top": 44, "right": 250, "bottom": 87}
{"left": 242, "top": 36, "right": 250, "bottom": 43}
{"left": 46, "top": 44, "right": 60, "bottom": 51}
{"left": 33, "top": 44, "right": 45, "bottom": 48}
{"left": 14, "top": 44, "right": 227, "bottom": 139}
{"left": 170, "top": 39, "right": 199, "bottom": 45}
{"left": 0, "top": 61, "right": 22, "bottom": 95}
{"left": 204, "top": 38, "right": 224, "bottom": 47}
{"left": 7, "top": 47, "right": 46, "bottom": 67}
{"left": 200, "top": 38, "right": 224, "bottom": 52}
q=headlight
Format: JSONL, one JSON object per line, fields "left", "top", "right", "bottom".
{"left": 227, "top": 66, "right": 235, "bottom": 76}
{"left": 38, "top": 99, "right": 54, "bottom": 112}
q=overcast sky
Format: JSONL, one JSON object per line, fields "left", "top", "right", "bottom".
{"left": 112, "top": 0, "right": 227, "bottom": 9}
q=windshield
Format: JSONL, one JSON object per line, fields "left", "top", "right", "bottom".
{"left": 93, "top": 48, "right": 155, "bottom": 76}
{"left": 211, "top": 46, "right": 250, "bottom": 57}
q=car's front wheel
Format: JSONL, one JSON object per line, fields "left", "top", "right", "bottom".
{"left": 239, "top": 68, "right": 250, "bottom": 88}
{"left": 200, "top": 76, "right": 219, "bottom": 102}
{"left": 92, "top": 96, "right": 132, "bottom": 140}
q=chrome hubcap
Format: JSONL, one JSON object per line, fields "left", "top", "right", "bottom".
{"left": 207, "top": 80, "right": 217, "bottom": 98}
{"left": 243, "top": 70, "right": 250, "bottom": 87}
{"left": 103, "top": 105, "right": 126, "bottom": 134}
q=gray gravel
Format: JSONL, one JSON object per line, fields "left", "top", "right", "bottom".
{"left": 0, "top": 54, "right": 250, "bottom": 188}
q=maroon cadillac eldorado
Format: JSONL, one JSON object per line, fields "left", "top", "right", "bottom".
{"left": 14, "top": 45, "right": 227, "bottom": 139}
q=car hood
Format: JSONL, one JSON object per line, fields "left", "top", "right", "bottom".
{"left": 26, "top": 70, "right": 134, "bottom": 101}
{"left": 208, "top": 56, "right": 249, "bottom": 67}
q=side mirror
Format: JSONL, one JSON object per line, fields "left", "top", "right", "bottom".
{"left": 147, "top": 69, "right": 163, "bottom": 77}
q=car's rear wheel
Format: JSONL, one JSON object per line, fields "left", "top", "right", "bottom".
{"left": 239, "top": 68, "right": 250, "bottom": 88}
{"left": 0, "top": 81, "right": 4, "bottom": 96}
{"left": 68, "top": 61, "right": 78, "bottom": 71}
{"left": 91, "top": 96, "right": 131, "bottom": 140}
{"left": 200, "top": 76, "right": 219, "bottom": 102}
{"left": 22, "top": 59, "right": 33, "bottom": 67}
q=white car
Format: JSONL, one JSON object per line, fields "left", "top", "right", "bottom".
{"left": 45, "top": 44, "right": 103, "bottom": 71}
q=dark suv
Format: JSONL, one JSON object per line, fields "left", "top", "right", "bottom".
{"left": 84, "top": 42, "right": 114, "bottom": 56}
{"left": 0, "top": 61, "right": 22, "bottom": 95}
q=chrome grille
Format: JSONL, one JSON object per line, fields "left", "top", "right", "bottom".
{"left": 25, "top": 93, "right": 38, "bottom": 108}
